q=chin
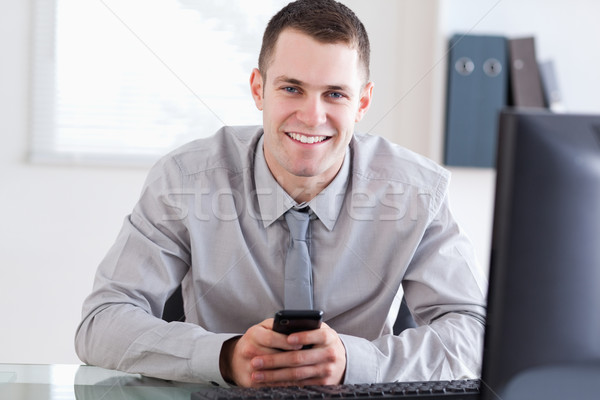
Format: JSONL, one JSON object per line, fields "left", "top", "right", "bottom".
{"left": 290, "top": 167, "right": 320, "bottom": 178}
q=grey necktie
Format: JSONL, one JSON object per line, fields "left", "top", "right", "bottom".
{"left": 284, "top": 209, "right": 313, "bottom": 309}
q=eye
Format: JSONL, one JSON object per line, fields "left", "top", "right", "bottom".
{"left": 283, "top": 86, "right": 299, "bottom": 94}
{"left": 328, "top": 92, "right": 345, "bottom": 100}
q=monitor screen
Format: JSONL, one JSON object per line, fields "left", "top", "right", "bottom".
{"left": 482, "top": 109, "right": 600, "bottom": 400}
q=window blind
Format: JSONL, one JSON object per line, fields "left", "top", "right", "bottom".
{"left": 30, "top": 0, "right": 284, "bottom": 166}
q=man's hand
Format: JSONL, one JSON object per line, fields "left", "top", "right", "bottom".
{"left": 219, "top": 318, "right": 346, "bottom": 387}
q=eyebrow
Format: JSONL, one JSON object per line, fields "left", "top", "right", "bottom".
{"left": 273, "top": 75, "right": 351, "bottom": 93}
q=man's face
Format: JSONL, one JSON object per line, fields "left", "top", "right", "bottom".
{"left": 250, "top": 29, "right": 373, "bottom": 195}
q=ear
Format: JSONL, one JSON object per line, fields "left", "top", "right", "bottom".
{"left": 249, "top": 68, "right": 264, "bottom": 111}
{"left": 355, "top": 81, "right": 374, "bottom": 123}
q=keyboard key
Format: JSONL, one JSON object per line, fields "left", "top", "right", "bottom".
{"left": 191, "top": 379, "right": 481, "bottom": 400}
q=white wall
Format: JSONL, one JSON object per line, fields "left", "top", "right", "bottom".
{"left": 2, "top": 0, "right": 599, "bottom": 365}
{"left": 0, "top": 0, "right": 149, "bottom": 364}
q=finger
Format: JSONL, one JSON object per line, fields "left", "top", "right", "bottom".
{"left": 287, "top": 324, "right": 334, "bottom": 348}
{"left": 251, "top": 361, "right": 336, "bottom": 385}
{"left": 259, "top": 318, "right": 275, "bottom": 329}
{"left": 254, "top": 318, "right": 304, "bottom": 351}
{"left": 227, "top": 322, "right": 291, "bottom": 387}
{"left": 252, "top": 365, "right": 314, "bottom": 384}
{"left": 252, "top": 346, "right": 328, "bottom": 371}
{"left": 244, "top": 319, "right": 298, "bottom": 353}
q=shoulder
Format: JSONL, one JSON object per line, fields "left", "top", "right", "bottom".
{"left": 350, "top": 133, "right": 451, "bottom": 202}
{"left": 149, "top": 125, "right": 263, "bottom": 180}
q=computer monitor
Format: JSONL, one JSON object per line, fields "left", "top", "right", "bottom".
{"left": 482, "top": 109, "right": 600, "bottom": 400}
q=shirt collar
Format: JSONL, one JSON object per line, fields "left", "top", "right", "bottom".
{"left": 254, "top": 134, "right": 350, "bottom": 231}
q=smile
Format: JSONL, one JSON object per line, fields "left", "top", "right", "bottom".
{"left": 286, "top": 132, "right": 330, "bottom": 144}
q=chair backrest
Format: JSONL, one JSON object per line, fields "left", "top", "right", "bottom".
{"left": 393, "top": 297, "right": 416, "bottom": 335}
{"left": 162, "top": 285, "right": 415, "bottom": 334}
{"left": 162, "top": 285, "right": 186, "bottom": 322}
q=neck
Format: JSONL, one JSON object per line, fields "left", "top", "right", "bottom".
{"left": 264, "top": 155, "right": 343, "bottom": 204}
{"left": 278, "top": 175, "right": 332, "bottom": 204}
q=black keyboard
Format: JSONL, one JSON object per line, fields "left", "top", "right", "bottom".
{"left": 191, "top": 379, "right": 481, "bottom": 400}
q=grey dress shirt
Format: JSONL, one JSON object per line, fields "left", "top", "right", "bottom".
{"left": 75, "top": 126, "right": 487, "bottom": 385}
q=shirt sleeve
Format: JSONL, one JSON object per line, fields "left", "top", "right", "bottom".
{"left": 74, "top": 156, "right": 236, "bottom": 385}
{"left": 341, "top": 192, "right": 487, "bottom": 383}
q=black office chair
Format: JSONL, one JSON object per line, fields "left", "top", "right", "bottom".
{"left": 162, "top": 285, "right": 186, "bottom": 322}
{"left": 393, "top": 297, "right": 416, "bottom": 334}
{"left": 162, "top": 286, "right": 416, "bottom": 334}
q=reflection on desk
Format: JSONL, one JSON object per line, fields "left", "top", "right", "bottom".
{"left": 0, "top": 364, "right": 212, "bottom": 400}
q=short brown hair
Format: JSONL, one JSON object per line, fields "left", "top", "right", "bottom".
{"left": 258, "top": 0, "right": 370, "bottom": 82}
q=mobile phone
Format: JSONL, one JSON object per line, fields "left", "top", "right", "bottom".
{"left": 273, "top": 309, "right": 324, "bottom": 335}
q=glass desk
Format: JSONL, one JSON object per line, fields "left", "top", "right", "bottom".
{"left": 0, "top": 364, "right": 212, "bottom": 400}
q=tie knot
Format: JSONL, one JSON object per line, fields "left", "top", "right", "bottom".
{"left": 285, "top": 209, "right": 310, "bottom": 241}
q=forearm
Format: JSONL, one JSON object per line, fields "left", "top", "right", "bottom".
{"left": 340, "top": 312, "right": 485, "bottom": 383}
{"left": 75, "top": 302, "right": 238, "bottom": 385}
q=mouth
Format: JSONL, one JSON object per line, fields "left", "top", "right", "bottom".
{"left": 286, "top": 131, "right": 331, "bottom": 144}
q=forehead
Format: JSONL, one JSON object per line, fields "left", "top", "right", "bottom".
{"left": 266, "top": 29, "right": 364, "bottom": 89}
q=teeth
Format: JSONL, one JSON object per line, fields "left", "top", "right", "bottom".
{"left": 287, "top": 132, "right": 328, "bottom": 144}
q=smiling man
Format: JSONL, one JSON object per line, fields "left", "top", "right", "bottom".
{"left": 251, "top": 27, "right": 373, "bottom": 203}
{"left": 76, "top": 0, "right": 486, "bottom": 388}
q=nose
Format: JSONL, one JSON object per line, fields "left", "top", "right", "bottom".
{"left": 296, "top": 95, "right": 327, "bottom": 127}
